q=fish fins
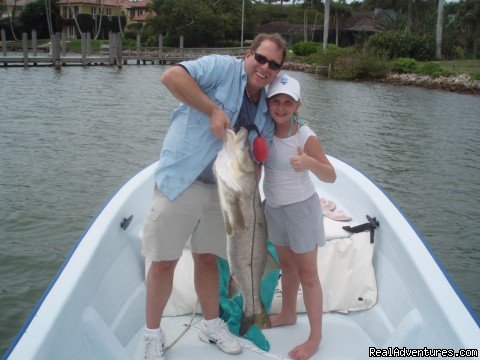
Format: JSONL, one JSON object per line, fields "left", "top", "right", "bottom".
{"left": 223, "top": 212, "right": 234, "bottom": 237}
{"left": 262, "top": 252, "right": 279, "bottom": 279}
{"left": 230, "top": 199, "right": 246, "bottom": 230}
{"left": 223, "top": 200, "right": 245, "bottom": 236}
{"left": 228, "top": 276, "right": 240, "bottom": 298}
{"left": 239, "top": 306, "right": 271, "bottom": 337}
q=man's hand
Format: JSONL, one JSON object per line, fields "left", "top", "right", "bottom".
{"left": 210, "top": 107, "right": 231, "bottom": 139}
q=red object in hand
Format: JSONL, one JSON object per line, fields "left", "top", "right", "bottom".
{"left": 253, "top": 135, "right": 268, "bottom": 163}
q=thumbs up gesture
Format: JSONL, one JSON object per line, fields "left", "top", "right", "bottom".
{"left": 290, "top": 147, "right": 311, "bottom": 172}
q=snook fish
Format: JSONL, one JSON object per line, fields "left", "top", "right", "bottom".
{"left": 213, "top": 127, "right": 275, "bottom": 336}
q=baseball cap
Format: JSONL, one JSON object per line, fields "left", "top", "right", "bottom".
{"left": 266, "top": 73, "right": 301, "bottom": 101}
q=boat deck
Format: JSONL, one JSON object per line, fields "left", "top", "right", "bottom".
{"left": 126, "top": 313, "right": 374, "bottom": 360}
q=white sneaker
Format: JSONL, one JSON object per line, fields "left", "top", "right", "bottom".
{"left": 144, "top": 329, "right": 166, "bottom": 360}
{"left": 199, "top": 319, "right": 242, "bottom": 355}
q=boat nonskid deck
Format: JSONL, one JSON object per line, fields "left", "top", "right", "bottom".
{"left": 126, "top": 313, "right": 374, "bottom": 360}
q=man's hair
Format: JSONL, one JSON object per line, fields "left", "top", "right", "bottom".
{"left": 250, "top": 33, "right": 287, "bottom": 65}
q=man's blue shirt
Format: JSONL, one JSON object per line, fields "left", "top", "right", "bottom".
{"left": 155, "top": 54, "right": 275, "bottom": 200}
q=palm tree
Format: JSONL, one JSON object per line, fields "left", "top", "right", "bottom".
{"left": 303, "top": 0, "right": 308, "bottom": 42}
{"left": 8, "top": 0, "right": 19, "bottom": 40}
{"left": 323, "top": 0, "right": 330, "bottom": 51}
{"left": 310, "top": 0, "right": 323, "bottom": 41}
{"left": 460, "top": 0, "right": 479, "bottom": 59}
{"left": 330, "top": 0, "right": 351, "bottom": 46}
{"left": 435, "top": 0, "right": 444, "bottom": 59}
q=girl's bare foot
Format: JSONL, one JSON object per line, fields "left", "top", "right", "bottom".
{"left": 288, "top": 338, "right": 320, "bottom": 360}
{"left": 269, "top": 313, "right": 297, "bottom": 327}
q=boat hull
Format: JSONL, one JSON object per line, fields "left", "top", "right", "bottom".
{"left": 4, "top": 157, "right": 479, "bottom": 359}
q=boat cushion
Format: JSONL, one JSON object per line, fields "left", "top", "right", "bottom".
{"left": 270, "top": 221, "right": 377, "bottom": 314}
{"left": 146, "top": 217, "right": 376, "bottom": 317}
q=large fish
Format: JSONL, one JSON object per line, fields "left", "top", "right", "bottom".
{"left": 213, "top": 127, "right": 275, "bottom": 336}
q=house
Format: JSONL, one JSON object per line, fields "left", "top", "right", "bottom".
{"left": 2, "top": 0, "right": 33, "bottom": 20}
{"left": 125, "top": 0, "right": 155, "bottom": 27}
{"left": 258, "top": 9, "right": 397, "bottom": 47}
{"left": 342, "top": 9, "right": 397, "bottom": 46}
{"left": 57, "top": 0, "right": 128, "bottom": 38}
{"left": 255, "top": 21, "right": 305, "bottom": 46}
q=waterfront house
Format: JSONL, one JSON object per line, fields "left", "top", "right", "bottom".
{"left": 2, "top": 0, "right": 32, "bottom": 20}
{"left": 125, "top": 0, "right": 155, "bottom": 27}
{"left": 57, "top": 0, "right": 128, "bottom": 38}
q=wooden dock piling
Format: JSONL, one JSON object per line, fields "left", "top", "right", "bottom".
{"left": 61, "top": 32, "right": 66, "bottom": 58}
{"left": 32, "top": 30, "right": 38, "bottom": 58}
{"left": 158, "top": 35, "right": 163, "bottom": 63}
{"left": 1, "top": 29, "right": 6, "bottom": 58}
{"left": 87, "top": 32, "right": 91, "bottom": 57}
{"left": 22, "top": 33, "right": 28, "bottom": 67}
{"left": 136, "top": 33, "right": 141, "bottom": 65}
{"left": 81, "top": 33, "right": 87, "bottom": 66}
{"left": 116, "top": 33, "right": 123, "bottom": 69}
{"left": 54, "top": 33, "right": 62, "bottom": 69}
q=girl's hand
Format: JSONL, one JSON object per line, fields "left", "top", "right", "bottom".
{"left": 290, "top": 147, "right": 311, "bottom": 172}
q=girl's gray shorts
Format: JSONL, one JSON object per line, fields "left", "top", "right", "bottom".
{"left": 265, "top": 193, "right": 325, "bottom": 253}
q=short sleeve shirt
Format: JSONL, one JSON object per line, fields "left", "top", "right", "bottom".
{"left": 155, "top": 54, "right": 275, "bottom": 200}
{"left": 263, "top": 125, "right": 317, "bottom": 207}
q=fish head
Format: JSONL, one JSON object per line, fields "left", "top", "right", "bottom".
{"left": 231, "top": 127, "right": 255, "bottom": 174}
{"left": 214, "top": 127, "right": 256, "bottom": 197}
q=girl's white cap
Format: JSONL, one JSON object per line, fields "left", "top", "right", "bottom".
{"left": 266, "top": 73, "right": 301, "bottom": 101}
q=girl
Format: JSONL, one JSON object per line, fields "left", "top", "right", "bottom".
{"left": 264, "top": 73, "right": 336, "bottom": 360}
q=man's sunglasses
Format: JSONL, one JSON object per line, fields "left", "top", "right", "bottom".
{"left": 251, "top": 51, "right": 282, "bottom": 70}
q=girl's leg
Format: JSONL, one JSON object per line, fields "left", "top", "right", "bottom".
{"left": 289, "top": 246, "right": 323, "bottom": 360}
{"left": 270, "top": 245, "right": 299, "bottom": 327}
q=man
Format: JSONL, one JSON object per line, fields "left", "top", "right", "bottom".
{"left": 142, "top": 33, "right": 287, "bottom": 360}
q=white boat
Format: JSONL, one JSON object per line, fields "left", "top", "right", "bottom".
{"left": 4, "top": 157, "right": 480, "bottom": 360}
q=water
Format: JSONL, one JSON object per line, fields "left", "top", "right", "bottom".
{"left": 1, "top": 66, "right": 479, "bottom": 355}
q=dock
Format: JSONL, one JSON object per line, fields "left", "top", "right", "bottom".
{"left": 1, "top": 30, "right": 245, "bottom": 67}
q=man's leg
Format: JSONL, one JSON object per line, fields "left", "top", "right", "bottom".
{"left": 193, "top": 252, "right": 242, "bottom": 355}
{"left": 192, "top": 253, "right": 219, "bottom": 319}
{"left": 146, "top": 259, "right": 179, "bottom": 329}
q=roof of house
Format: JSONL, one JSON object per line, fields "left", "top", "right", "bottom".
{"left": 128, "top": 0, "right": 152, "bottom": 9}
{"left": 257, "top": 8, "right": 397, "bottom": 35}
{"left": 344, "top": 9, "right": 396, "bottom": 32}
{"left": 132, "top": 11, "right": 156, "bottom": 21}
{"left": 57, "top": 0, "right": 130, "bottom": 7}
{"left": 256, "top": 21, "right": 304, "bottom": 35}
{"left": 4, "top": 0, "right": 33, "bottom": 6}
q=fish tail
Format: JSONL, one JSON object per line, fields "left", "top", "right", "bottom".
{"left": 239, "top": 314, "right": 255, "bottom": 337}
{"left": 239, "top": 306, "right": 271, "bottom": 336}
{"left": 255, "top": 306, "right": 272, "bottom": 329}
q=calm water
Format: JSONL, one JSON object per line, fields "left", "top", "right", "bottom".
{"left": 1, "top": 66, "right": 479, "bottom": 355}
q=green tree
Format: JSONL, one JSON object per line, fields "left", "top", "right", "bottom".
{"left": 330, "top": 0, "right": 351, "bottom": 46}
{"left": 150, "top": 0, "right": 245, "bottom": 47}
{"left": 19, "top": 0, "right": 61, "bottom": 38}
{"left": 458, "top": 0, "right": 479, "bottom": 59}
{"left": 444, "top": 0, "right": 480, "bottom": 59}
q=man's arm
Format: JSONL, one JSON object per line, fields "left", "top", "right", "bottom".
{"left": 161, "top": 66, "right": 230, "bottom": 139}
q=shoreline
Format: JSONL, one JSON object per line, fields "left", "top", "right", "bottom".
{"left": 282, "top": 61, "right": 480, "bottom": 95}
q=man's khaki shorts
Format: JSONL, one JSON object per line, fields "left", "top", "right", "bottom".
{"left": 142, "top": 181, "right": 227, "bottom": 261}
